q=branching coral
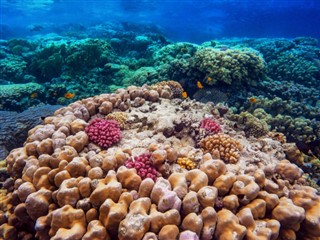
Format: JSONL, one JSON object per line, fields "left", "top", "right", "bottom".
{"left": 200, "top": 134, "right": 242, "bottom": 163}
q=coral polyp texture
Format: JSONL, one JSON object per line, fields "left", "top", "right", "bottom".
{"left": 125, "top": 153, "right": 158, "bottom": 181}
{"left": 85, "top": 118, "right": 121, "bottom": 148}
{"left": 200, "top": 118, "right": 222, "bottom": 135}
{"left": 1, "top": 81, "right": 320, "bottom": 240}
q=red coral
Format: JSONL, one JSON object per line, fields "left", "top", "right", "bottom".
{"left": 125, "top": 153, "right": 158, "bottom": 181}
{"left": 85, "top": 118, "right": 121, "bottom": 148}
{"left": 200, "top": 118, "right": 222, "bottom": 134}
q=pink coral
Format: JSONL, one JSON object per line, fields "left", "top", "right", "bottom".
{"left": 85, "top": 118, "right": 121, "bottom": 148}
{"left": 125, "top": 153, "right": 158, "bottom": 181}
{"left": 200, "top": 118, "right": 222, "bottom": 135}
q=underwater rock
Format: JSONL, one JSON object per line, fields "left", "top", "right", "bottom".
{"left": 0, "top": 105, "right": 62, "bottom": 159}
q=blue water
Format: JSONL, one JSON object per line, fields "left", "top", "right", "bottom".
{"left": 1, "top": 0, "right": 320, "bottom": 43}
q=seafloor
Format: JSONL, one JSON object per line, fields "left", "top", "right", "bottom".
{"left": 0, "top": 23, "right": 319, "bottom": 239}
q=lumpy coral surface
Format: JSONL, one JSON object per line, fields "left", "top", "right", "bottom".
{"left": 0, "top": 82, "right": 319, "bottom": 240}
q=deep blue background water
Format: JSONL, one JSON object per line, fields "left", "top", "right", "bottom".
{"left": 1, "top": 0, "right": 320, "bottom": 43}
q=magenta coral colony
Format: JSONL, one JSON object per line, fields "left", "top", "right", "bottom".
{"left": 85, "top": 118, "right": 121, "bottom": 148}
{"left": 125, "top": 152, "right": 158, "bottom": 181}
{"left": 200, "top": 118, "right": 222, "bottom": 135}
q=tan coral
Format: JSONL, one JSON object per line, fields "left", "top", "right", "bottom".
{"left": 289, "top": 185, "right": 320, "bottom": 237}
{"left": 65, "top": 157, "right": 89, "bottom": 178}
{"left": 99, "top": 101, "right": 113, "bottom": 115}
{"left": 271, "top": 197, "right": 305, "bottom": 231}
{"left": 213, "top": 172, "right": 237, "bottom": 196}
{"left": 55, "top": 178, "right": 81, "bottom": 207}
{"left": 182, "top": 191, "right": 200, "bottom": 216}
{"left": 275, "top": 160, "right": 303, "bottom": 184}
{"left": 149, "top": 204, "right": 181, "bottom": 233}
{"left": 200, "top": 134, "right": 242, "bottom": 163}
{"left": 257, "top": 191, "right": 279, "bottom": 212}
{"left": 237, "top": 208, "right": 280, "bottom": 240}
{"left": 89, "top": 171, "right": 122, "bottom": 208}
{"left": 197, "top": 186, "right": 218, "bottom": 208}
{"left": 181, "top": 212, "right": 203, "bottom": 236}
{"left": 201, "top": 206, "right": 217, "bottom": 240}
{"left": 244, "top": 199, "right": 266, "bottom": 219}
{"left": 199, "top": 159, "right": 227, "bottom": 184}
{"left": 116, "top": 166, "right": 142, "bottom": 191}
{"left": 82, "top": 220, "right": 110, "bottom": 240}
{"left": 106, "top": 112, "right": 128, "bottom": 129}
{"left": 215, "top": 209, "right": 246, "bottom": 240}
{"left": 65, "top": 131, "right": 89, "bottom": 152}
{"left": 36, "top": 204, "right": 86, "bottom": 240}
{"left": 168, "top": 172, "right": 188, "bottom": 199}
{"left": 99, "top": 192, "right": 133, "bottom": 235}
{"left": 231, "top": 175, "right": 260, "bottom": 205}
{"left": 158, "top": 225, "right": 179, "bottom": 240}
{"left": 138, "top": 178, "right": 155, "bottom": 198}
{"left": 118, "top": 198, "right": 151, "bottom": 240}
{"left": 223, "top": 194, "right": 239, "bottom": 213}
{"left": 185, "top": 169, "right": 208, "bottom": 192}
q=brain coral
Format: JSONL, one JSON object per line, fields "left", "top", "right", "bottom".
{"left": 1, "top": 81, "right": 319, "bottom": 240}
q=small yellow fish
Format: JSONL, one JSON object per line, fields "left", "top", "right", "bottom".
{"left": 248, "top": 97, "right": 258, "bottom": 103}
{"left": 207, "top": 77, "right": 213, "bottom": 82}
{"left": 197, "top": 81, "right": 204, "bottom": 89}
{"left": 30, "top": 92, "right": 38, "bottom": 98}
{"left": 64, "top": 92, "right": 75, "bottom": 99}
{"left": 181, "top": 91, "right": 188, "bottom": 99}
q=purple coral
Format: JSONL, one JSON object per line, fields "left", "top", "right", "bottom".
{"left": 200, "top": 118, "right": 222, "bottom": 134}
{"left": 85, "top": 118, "right": 121, "bottom": 148}
{"left": 125, "top": 153, "right": 158, "bottom": 181}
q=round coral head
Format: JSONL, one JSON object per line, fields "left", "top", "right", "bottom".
{"left": 85, "top": 118, "right": 121, "bottom": 148}
{"left": 200, "top": 118, "right": 222, "bottom": 134}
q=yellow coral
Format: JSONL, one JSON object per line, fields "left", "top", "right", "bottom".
{"left": 177, "top": 157, "right": 196, "bottom": 170}
{"left": 200, "top": 134, "right": 242, "bottom": 163}
{"left": 105, "top": 112, "right": 128, "bottom": 129}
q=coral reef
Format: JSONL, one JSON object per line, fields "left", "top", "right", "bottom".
{"left": 229, "top": 111, "right": 270, "bottom": 138}
{"left": 193, "top": 47, "right": 266, "bottom": 86}
{"left": 1, "top": 82, "right": 317, "bottom": 239}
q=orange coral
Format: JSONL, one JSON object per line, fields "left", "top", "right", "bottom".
{"left": 200, "top": 134, "right": 242, "bottom": 163}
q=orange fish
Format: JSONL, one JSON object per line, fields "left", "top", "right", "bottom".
{"left": 207, "top": 77, "right": 213, "bottom": 82}
{"left": 30, "top": 92, "right": 38, "bottom": 98}
{"left": 181, "top": 91, "right": 188, "bottom": 99}
{"left": 64, "top": 92, "right": 75, "bottom": 99}
{"left": 248, "top": 97, "right": 258, "bottom": 103}
{"left": 197, "top": 81, "right": 204, "bottom": 89}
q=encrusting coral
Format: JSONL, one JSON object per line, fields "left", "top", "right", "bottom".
{"left": 1, "top": 81, "right": 320, "bottom": 240}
